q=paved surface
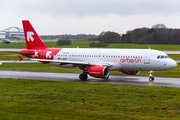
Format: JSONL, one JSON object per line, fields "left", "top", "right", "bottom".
{"left": 0, "top": 61, "right": 38, "bottom": 63}
{"left": 176, "top": 60, "right": 180, "bottom": 63}
{"left": 163, "top": 51, "right": 180, "bottom": 54}
{"left": 0, "top": 70, "right": 180, "bottom": 88}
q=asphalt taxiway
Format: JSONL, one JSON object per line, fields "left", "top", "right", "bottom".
{"left": 0, "top": 70, "right": 180, "bottom": 88}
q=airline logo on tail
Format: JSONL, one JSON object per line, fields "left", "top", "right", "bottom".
{"left": 27, "top": 32, "right": 34, "bottom": 42}
{"left": 46, "top": 51, "right": 52, "bottom": 58}
{"left": 22, "top": 20, "right": 48, "bottom": 49}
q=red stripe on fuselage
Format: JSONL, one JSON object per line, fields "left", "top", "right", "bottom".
{"left": 20, "top": 48, "right": 63, "bottom": 60}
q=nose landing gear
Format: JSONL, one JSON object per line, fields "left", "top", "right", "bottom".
{"left": 149, "top": 70, "right": 154, "bottom": 82}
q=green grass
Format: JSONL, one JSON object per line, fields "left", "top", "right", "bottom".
{"left": 0, "top": 42, "right": 26, "bottom": 49}
{"left": 168, "top": 54, "right": 180, "bottom": 60}
{"left": 0, "top": 78, "right": 180, "bottom": 120}
{"left": 1, "top": 39, "right": 180, "bottom": 51}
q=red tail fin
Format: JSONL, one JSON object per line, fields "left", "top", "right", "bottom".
{"left": 22, "top": 20, "right": 48, "bottom": 49}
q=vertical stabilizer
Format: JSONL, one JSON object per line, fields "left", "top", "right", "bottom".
{"left": 22, "top": 20, "right": 48, "bottom": 49}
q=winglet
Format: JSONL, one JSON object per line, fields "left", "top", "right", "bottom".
{"left": 18, "top": 56, "right": 23, "bottom": 62}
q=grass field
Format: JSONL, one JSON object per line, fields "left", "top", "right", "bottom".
{"left": 1, "top": 78, "right": 180, "bottom": 120}
{"left": 1, "top": 39, "right": 180, "bottom": 119}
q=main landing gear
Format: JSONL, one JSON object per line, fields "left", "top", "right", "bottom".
{"left": 149, "top": 70, "right": 154, "bottom": 82}
{"left": 79, "top": 73, "right": 88, "bottom": 80}
{"left": 78, "top": 65, "right": 89, "bottom": 80}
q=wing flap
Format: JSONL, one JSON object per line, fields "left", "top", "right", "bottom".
{"left": 31, "top": 58, "right": 111, "bottom": 66}
{"left": 31, "top": 59, "right": 90, "bottom": 65}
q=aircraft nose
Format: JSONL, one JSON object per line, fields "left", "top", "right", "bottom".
{"left": 170, "top": 60, "right": 177, "bottom": 69}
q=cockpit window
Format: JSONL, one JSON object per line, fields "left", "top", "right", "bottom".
{"left": 157, "top": 55, "right": 170, "bottom": 59}
{"left": 165, "top": 56, "right": 169, "bottom": 58}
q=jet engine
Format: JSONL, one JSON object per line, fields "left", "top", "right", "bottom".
{"left": 88, "top": 66, "right": 109, "bottom": 78}
{"left": 121, "top": 71, "right": 140, "bottom": 75}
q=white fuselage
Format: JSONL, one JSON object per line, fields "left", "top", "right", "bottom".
{"left": 49, "top": 48, "right": 177, "bottom": 71}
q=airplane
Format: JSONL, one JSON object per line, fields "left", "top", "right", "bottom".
{"left": 3, "top": 20, "right": 178, "bottom": 82}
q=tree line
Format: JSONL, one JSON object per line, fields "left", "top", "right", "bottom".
{"left": 40, "top": 34, "right": 97, "bottom": 40}
{"left": 121, "top": 24, "right": 180, "bottom": 44}
{"left": 89, "top": 24, "right": 180, "bottom": 45}
{"left": 56, "top": 23, "right": 180, "bottom": 46}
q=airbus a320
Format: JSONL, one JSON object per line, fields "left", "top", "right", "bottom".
{"left": 8, "top": 20, "right": 178, "bottom": 81}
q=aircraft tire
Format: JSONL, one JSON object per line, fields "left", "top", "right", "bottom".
{"left": 79, "top": 74, "right": 88, "bottom": 80}
{"left": 149, "top": 77, "right": 154, "bottom": 82}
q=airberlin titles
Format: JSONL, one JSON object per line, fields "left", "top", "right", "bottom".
{"left": 120, "top": 58, "right": 142, "bottom": 63}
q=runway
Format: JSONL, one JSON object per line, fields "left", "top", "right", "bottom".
{"left": 0, "top": 70, "right": 180, "bottom": 88}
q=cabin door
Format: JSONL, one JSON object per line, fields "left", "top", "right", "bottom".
{"left": 144, "top": 51, "right": 151, "bottom": 64}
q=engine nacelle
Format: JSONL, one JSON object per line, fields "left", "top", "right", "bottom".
{"left": 121, "top": 71, "right": 140, "bottom": 75}
{"left": 88, "top": 66, "right": 109, "bottom": 78}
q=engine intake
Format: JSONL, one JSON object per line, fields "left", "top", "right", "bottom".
{"left": 88, "top": 66, "right": 109, "bottom": 78}
{"left": 121, "top": 71, "right": 140, "bottom": 75}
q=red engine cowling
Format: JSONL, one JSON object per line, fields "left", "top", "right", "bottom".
{"left": 88, "top": 66, "right": 109, "bottom": 78}
{"left": 121, "top": 71, "right": 140, "bottom": 75}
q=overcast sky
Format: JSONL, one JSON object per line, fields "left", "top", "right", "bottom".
{"left": 1, "top": 0, "right": 180, "bottom": 35}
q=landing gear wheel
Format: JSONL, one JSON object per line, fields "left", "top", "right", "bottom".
{"left": 79, "top": 74, "right": 88, "bottom": 80}
{"left": 149, "top": 77, "right": 154, "bottom": 82}
{"left": 148, "top": 70, "right": 154, "bottom": 82}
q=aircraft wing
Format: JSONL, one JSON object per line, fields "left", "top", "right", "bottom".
{"left": 31, "top": 58, "right": 111, "bottom": 66}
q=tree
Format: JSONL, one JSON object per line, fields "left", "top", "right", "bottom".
{"left": 121, "top": 31, "right": 132, "bottom": 43}
{"left": 131, "top": 28, "right": 148, "bottom": 43}
{"left": 98, "top": 31, "right": 121, "bottom": 43}
{"left": 152, "top": 24, "right": 167, "bottom": 29}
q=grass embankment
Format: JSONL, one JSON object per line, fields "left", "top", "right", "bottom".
{"left": 1, "top": 78, "right": 180, "bottom": 120}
